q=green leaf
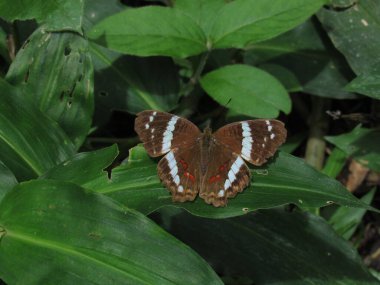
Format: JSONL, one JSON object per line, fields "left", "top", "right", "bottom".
{"left": 322, "top": 147, "right": 347, "bottom": 178}
{"left": 88, "top": 6, "right": 207, "bottom": 58}
{"left": 325, "top": 126, "right": 380, "bottom": 172}
{"left": 200, "top": 64, "right": 291, "bottom": 118}
{"left": 0, "top": 79, "right": 76, "bottom": 181}
{"left": 47, "top": 145, "right": 377, "bottom": 218}
{"left": 0, "top": 180, "right": 222, "bottom": 284}
{"left": 0, "top": 161, "right": 17, "bottom": 203}
{"left": 318, "top": 0, "right": 380, "bottom": 76}
{"left": 0, "top": 0, "right": 84, "bottom": 34}
{"left": 41, "top": 145, "right": 118, "bottom": 188}
{"left": 345, "top": 72, "right": 380, "bottom": 100}
{"left": 244, "top": 19, "right": 356, "bottom": 99}
{"left": 164, "top": 209, "right": 378, "bottom": 284}
{"left": 210, "top": 0, "right": 326, "bottom": 49}
{"left": 329, "top": 188, "right": 376, "bottom": 240}
{"left": 6, "top": 28, "right": 94, "bottom": 149}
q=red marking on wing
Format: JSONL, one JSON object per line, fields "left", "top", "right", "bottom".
{"left": 209, "top": 174, "right": 221, "bottom": 184}
{"left": 184, "top": 171, "right": 195, "bottom": 182}
{"left": 219, "top": 164, "right": 227, "bottom": 172}
{"left": 179, "top": 159, "right": 188, "bottom": 170}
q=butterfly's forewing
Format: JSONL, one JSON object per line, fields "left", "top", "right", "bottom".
{"left": 135, "top": 110, "right": 201, "bottom": 201}
{"left": 158, "top": 147, "right": 201, "bottom": 202}
{"left": 199, "top": 142, "right": 250, "bottom": 207}
{"left": 213, "top": 119, "right": 287, "bottom": 166}
{"left": 134, "top": 110, "right": 201, "bottom": 157}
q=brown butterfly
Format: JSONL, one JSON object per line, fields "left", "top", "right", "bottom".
{"left": 134, "top": 110, "right": 286, "bottom": 207}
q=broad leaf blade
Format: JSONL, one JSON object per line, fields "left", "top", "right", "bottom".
{"left": 0, "top": 79, "right": 75, "bottom": 181}
{"left": 0, "top": 180, "right": 222, "bottom": 285}
{"left": 165, "top": 209, "right": 379, "bottom": 284}
{"left": 345, "top": 72, "right": 380, "bottom": 100}
{"left": 318, "top": 0, "right": 380, "bottom": 76}
{"left": 200, "top": 64, "right": 291, "bottom": 118}
{"left": 89, "top": 6, "right": 207, "bottom": 58}
{"left": 6, "top": 28, "right": 94, "bottom": 148}
{"left": 41, "top": 145, "right": 118, "bottom": 187}
{"left": 210, "top": 0, "right": 326, "bottom": 49}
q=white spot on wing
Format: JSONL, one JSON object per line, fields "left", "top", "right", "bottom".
{"left": 174, "top": 175, "right": 180, "bottom": 185}
{"left": 178, "top": 185, "right": 184, "bottom": 192}
{"left": 153, "top": 111, "right": 157, "bottom": 116}
{"left": 265, "top": 120, "right": 270, "bottom": 125}
{"left": 241, "top": 122, "right": 252, "bottom": 159}
{"left": 224, "top": 179, "right": 231, "bottom": 190}
{"left": 145, "top": 123, "right": 149, "bottom": 129}
{"left": 268, "top": 125, "right": 273, "bottom": 132}
{"left": 161, "top": 116, "right": 179, "bottom": 152}
{"left": 270, "top": 133, "right": 275, "bottom": 140}
{"left": 262, "top": 143, "right": 265, "bottom": 148}
{"left": 218, "top": 189, "right": 225, "bottom": 197}
{"left": 149, "top": 116, "right": 154, "bottom": 122}
{"left": 361, "top": 19, "right": 368, "bottom": 26}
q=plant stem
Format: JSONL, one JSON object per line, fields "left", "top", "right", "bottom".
{"left": 305, "top": 96, "right": 330, "bottom": 170}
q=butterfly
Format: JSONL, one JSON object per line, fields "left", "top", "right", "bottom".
{"left": 134, "top": 110, "right": 287, "bottom": 207}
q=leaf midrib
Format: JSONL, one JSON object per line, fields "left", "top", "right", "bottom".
{"left": 5, "top": 230, "right": 156, "bottom": 284}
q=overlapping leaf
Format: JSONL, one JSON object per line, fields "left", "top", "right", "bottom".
{"left": 0, "top": 180, "right": 222, "bottom": 285}
{"left": 6, "top": 27, "right": 94, "bottom": 148}
{"left": 0, "top": 79, "right": 75, "bottom": 181}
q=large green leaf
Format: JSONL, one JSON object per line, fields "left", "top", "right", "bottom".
{"left": 43, "top": 145, "right": 376, "bottom": 219}
{"left": 0, "top": 161, "right": 17, "bottom": 203}
{"left": 0, "top": 0, "right": 84, "bottom": 34}
{"left": 318, "top": 0, "right": 380, "bottom": 75}
{"left": 0, "top": 180, "right": 222, "bottom": 285}
{"left": 0, "top": 79, "right": 75, "bottom": 181}
{"left": 244, "top": 19, "right": 356, "bottom": 99}
{"left": 88, "top": 6, "right": 207, "bottom": 58}
{"left": 318, "top": 0, "right": 380, "bottom": 99}
{"left": 6, "top": 27, "right": 94, "bottom": 148}
{"left": 163, "top": 209, "right": 378, "bottom": 284}
{"left": 200, "top": 64, "right": 291, "bottom": 118}
{"left": 209, "top": 0, "right": 326, "bottom": 49}
{"left": 345, "top": 72, "right": 380, "bottom": 100}
{"left": 325, "top": 125, "right": 380, "bottom": 172}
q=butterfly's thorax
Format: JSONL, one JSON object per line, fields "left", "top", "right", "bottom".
{"left": 199, "top": 127, "right": 215, "bottom": 175}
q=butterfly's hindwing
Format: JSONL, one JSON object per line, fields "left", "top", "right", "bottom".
{"left": 214, "top": 119, "right": 287, "bottom": 166}
{"left": 134, "top": 110, "right": 201, "bottom": 157}
{"left": 158, "top": 148, "right": 200, "bottom": 202}
{"left": 199, "top": 142, "right": 251, "bottom": 207}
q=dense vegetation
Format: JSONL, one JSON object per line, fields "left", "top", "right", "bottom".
{"left": 0, "top": 0, "right": 379, "bottom": 284}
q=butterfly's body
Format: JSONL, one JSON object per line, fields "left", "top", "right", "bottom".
{"left": 135, "top": 110, "right": 286, "bottom": 207}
